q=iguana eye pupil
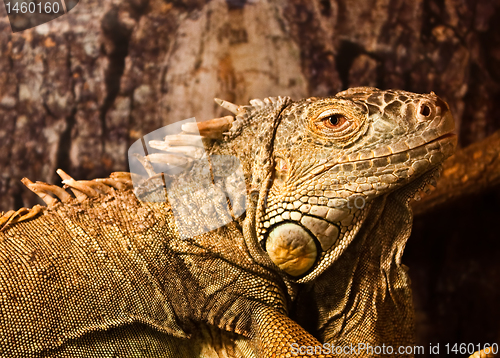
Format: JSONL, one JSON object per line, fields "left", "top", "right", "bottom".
{"left": 328, "top": 115, "right": 339, "bottom": 125}
{"left": 323, "top": 114, "right": 344, "bottom": 128}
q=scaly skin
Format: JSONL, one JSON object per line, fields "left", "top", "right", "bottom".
{"left": 0, "top": 87, "right": 456, "bottom": 357}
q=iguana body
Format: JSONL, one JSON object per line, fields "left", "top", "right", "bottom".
{"left": 0, "top": 87, "right": 457, "bottom": 357}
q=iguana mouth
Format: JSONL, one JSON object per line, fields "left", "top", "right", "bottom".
{"left": 427, "top": 132, "right": 456, "bottom": 145}
{"left": 292, "top": 130, "right": 457, "bottom": 187}
{"left": 376, "top": 130, "right": 457, "bottom": 166}
{"left": 344, "top": 130, "right": 457, "bottom": 164}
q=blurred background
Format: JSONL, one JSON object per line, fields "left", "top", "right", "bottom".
{"left": 0, "top": 0, "right": 499, "bottom": 354}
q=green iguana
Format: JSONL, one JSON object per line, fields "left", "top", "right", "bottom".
{"left": 0, "top": 87, "right": 459, "bottom": 357}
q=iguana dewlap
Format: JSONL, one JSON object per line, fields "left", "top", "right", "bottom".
{"left": 0, "top": 87, "right": 458, "bottom": 357}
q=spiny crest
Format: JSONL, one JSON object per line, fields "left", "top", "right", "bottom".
{"left": 2, "top": 96, "right": 284, "bottom": 232}
{"left": 215, "top": 96, "right": 290, "bottom": 139}
{"left": 131, "top": 96, "right": 290, "bottom": 178}
{"left": 0, "top": 206, "right": 43, "bottom": 232}
{"left": 0, "top": 170, "right": 133, "bottom": 232}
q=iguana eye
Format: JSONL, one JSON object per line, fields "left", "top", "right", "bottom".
{"left": 307, "top": 100, "right": 367, "bottom": 143}
{"left": 313, "top": 110, "right": 352, "bottom": 135}
{"left": 322, "top": 114, "right": 346, "bottom": 128}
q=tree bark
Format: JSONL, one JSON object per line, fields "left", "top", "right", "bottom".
{"left": 1, "top": 0, "right": 500, "bottom": 212}
{"left": 412, "top": 129, "right": 500, "bottom": 216}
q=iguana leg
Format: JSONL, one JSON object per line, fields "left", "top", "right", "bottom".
{"left": 253, "top": 305, "right": 332, "bottom": 358}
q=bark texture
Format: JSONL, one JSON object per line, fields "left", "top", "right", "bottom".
{"left": 0, "top": 0, "right": 499, "bottom": 354}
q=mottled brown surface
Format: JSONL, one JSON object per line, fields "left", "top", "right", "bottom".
{"left": 1, "top": 0, "right": 500, "bottom": 212}
{"left": 0, "top": 0, "right": 499, "bottom": 355}
{"left": 412, "top": 129, "right": 500, "bottom": 216}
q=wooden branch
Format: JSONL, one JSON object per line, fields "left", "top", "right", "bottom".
{"left": 412, "top": 129, "right": 500, "bottom": 215}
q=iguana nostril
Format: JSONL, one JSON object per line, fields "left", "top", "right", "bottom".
{"left": 420, "top": 104, "right": 431, "bottom": 117}
{"left": 265, "top": 223, "right": 317, "bottom": 277}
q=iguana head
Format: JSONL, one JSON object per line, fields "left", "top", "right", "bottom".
{"left": 201, "top": 87, "right": 455, "bottom": 282}
{"left": 255, "top": 87, "right": 456, "bottom": 281}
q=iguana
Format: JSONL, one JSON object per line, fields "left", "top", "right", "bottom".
{"left": 0, "top": 87, "right": 460, "bottom": 357}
